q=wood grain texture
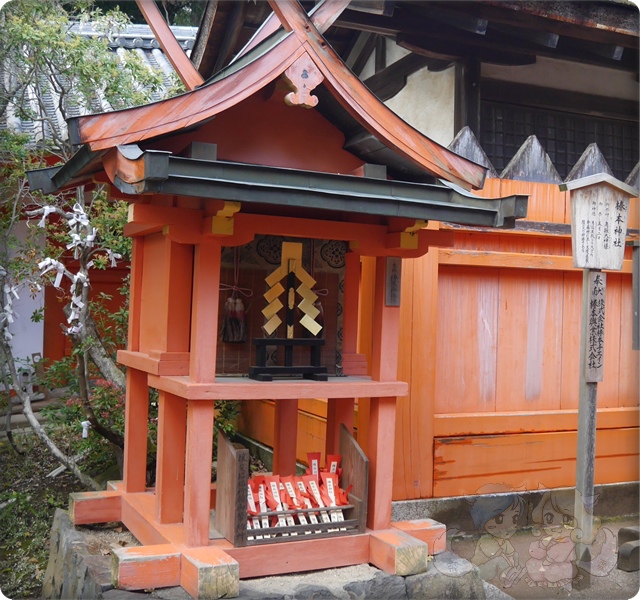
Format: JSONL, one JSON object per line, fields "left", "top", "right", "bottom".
{"left": 122, "top": 368, "right": 149, "bottom": 493}
{"left": 219, "top": 534, "right": 370, "bottom": 578}
{"left": 69, "top": 491, "right": 122, "bottom": 525}
{"left": 112, "top": 544, "right": 181, "bottom": 590}
{"left": 433, "top": 427, "right": 639, "bottom": 497}
{"left": 369, "top": 529, "right": 429, "bottom": 576}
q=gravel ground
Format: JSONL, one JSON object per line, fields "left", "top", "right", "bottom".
{"left": 451, "top": 518, "right": 640, "bottom": 600}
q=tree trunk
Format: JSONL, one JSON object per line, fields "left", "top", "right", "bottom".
{"left": 65, "top": 306, "right": 126, "bottom": 390}
{"left": 0, "top": 343, "right": 100, "bottom": 491}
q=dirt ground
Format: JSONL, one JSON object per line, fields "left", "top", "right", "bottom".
{"left": 451, "top": 518, "right": 640, "bottom": 600}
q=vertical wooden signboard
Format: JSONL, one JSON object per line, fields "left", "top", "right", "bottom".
{"left": 561, "top": 174, "right": 637, "bottom": 582}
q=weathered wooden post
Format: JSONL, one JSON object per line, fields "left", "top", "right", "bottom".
{"left": 561, "top": 173, "right": 637, "bottom": 580}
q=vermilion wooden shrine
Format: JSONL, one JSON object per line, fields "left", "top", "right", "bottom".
{"left": 29, "top": 2, "right": 527, "bottom": 597}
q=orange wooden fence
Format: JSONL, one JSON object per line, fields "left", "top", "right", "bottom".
{"left": 238, "top": 179, "right": 639, "bottom": 499}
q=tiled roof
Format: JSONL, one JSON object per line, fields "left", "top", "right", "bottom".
{"left": 1, "top": 23, "right": 197, "bottom": 145}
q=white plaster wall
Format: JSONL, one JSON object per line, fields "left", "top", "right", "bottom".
{"left": 385, "top": 64, "right": 456, "bottom": 147}
{"left": 483, "top": 56, "right": 638, "bottom": 101}
{"left": 8, "top": 221, "right": 45, "bottom": 365}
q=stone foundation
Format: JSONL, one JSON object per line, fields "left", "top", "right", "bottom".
{"left": 42, "top": 509, "right": 509, "bottom": 599}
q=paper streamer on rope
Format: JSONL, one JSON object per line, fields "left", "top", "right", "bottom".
{"left": 38, "top": 258, "right": 66, "bottom": 288}
{"left": 37, "top": 206, "right": 57, "bottom": 228}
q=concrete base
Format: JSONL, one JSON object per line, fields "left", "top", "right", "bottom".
{"left": 392, "top": 482, "right": 640, "bottom": 532}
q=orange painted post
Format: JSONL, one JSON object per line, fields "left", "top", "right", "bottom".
{"left": 355, "top": 257, "right": 376, "bottom": 453}
{"left": 184, "top": 399, "right": 215, "bottom": 547}
{"left": 326, "top": 251, "right": 358, "bottom": 454}
{"left": 165, "top": 240, "right": 194, "bottom": 352}
{"left": 273, "top": 398, "right": 299, "bottom": 476}
{"left": 190, "top": 240, "right": 222, "bottom": 383}
{"left": 127, "top": 236, "right": 144, "bottom": 352}
{"left": 122, "top": 368, "right": 149, "bottom": 493}
{"left": 184, "top": 239, "right": 221, "bottom": 546}
{"left": 325, "top": 399, "right": 354, "bottom": 456}
{"left": 371, "top": 256, "right": 400, "bottom": 382}
{"left": 156, "top": 391, "right": 187, "bottom": 523}
{"left": 367, "top": 397, "right": 397, "bottom": 531}
{"left": 368, "top": 256, "right": 400, "bottom": 530}
{"left": 342, "top": 251, "right": 363, "bottom": 360}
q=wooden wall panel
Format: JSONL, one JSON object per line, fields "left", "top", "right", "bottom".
{"left": 434, "top": 407, "right": 638, "bottom": 437}
{"left": 475, "top": 180, "right": 569, "bottom": 224}
{"left": 433, "top": 427, "right": 639, "bottom": 497}
{"left": 495, "top": 270, "right": 564, "bottom": 412}
{"left": 435, "top": 266, "right": 499, "bottom": 414}
{"left": 619, "top": 276, "right": 640, "bottom": 408}
{"left": 600, "top": 274, "right": 623, "bottom": 408}
{"left": 559, "top": 271, "right": 582, "bottom": 410}
{"left": 238, "top": 399, "right": 329, "bottom": 466}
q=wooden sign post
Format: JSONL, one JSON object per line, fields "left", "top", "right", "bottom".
{"left": 561, "top": 173, "right": 637, "bottom": 578}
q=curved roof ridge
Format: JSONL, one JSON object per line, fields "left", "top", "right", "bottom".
{"left": 68, "top": 0, "right": 486, "bottom": 189}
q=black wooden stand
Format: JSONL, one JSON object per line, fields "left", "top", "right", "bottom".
{"left": 248, "top": 338, "right": 328, "bottom": 381}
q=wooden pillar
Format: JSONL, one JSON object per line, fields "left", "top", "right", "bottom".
{"left": 156, "top": 391, "right": 186, "bottom": 523}
{"left": 327, "top": 251, "right": 358, "bottom": 455}
{"left": 342, "top": 251, "right": 361, "bottom": 357}
{"left": 273, "top": 398, "right": 298, "bottom": 476}
{"left": 371, "top": 256, "right": 400, "bottom": 382}
{"left": 184, "top": 399, "right": 215, "bottom": 547}
{"left": 325, "top": 399, "right": 354, "bottom": 456}
{"left": 121, "top": 236, "right": 147, "bottom": 493}
{"left": 367, "top": 256, "right": 400, "bottom": 530}
{"left": 165, "top": 239, "right": 194, "bottom": 352}
{"left": 368, "top": 397, "right": 397, "bottom": 530}
{"left": 189, "top": 239, "right": 221, "bottom": 382}
{"left": 122, "top": 368, "right": 149, "bottom": 493}
{"left": 184, "top": 240, "right": 221, "bottom": 546}
{"left": 127, "top": 236, "right": 144, "bottom": 352}
{"left": 355, "top": 257, "right": 376, "bottom": 455}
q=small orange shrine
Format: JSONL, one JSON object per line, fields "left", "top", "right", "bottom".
{"left": 29, "top": 2, "right": 527, "bottom": 598}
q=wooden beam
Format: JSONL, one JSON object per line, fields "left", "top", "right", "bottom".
{"left": 439, "top": 248, "right": 634, "bottom": 274}
{"left": 236, "top": 0, "right": 352, "bottom": 62}
{"left": 190, "top": 0, "right": 218, "bottom": 71}
{"left": 362, "top": 53, "right": 435, "bottom": 102}
{"left": 434, "top": 407, "right": 640, "bottom": 437}
{"left": 112, "top": 544, "right": 181, "bottom": 591}
{"left": 351, "top": 33, "right": 378, "bottom": 77}
{"left": 135, "top": 0, "right": 204, "bottom": 90}
{"left": 212, "top": 1, "right": 245, "bottom": 74}
{"left": 148, "top": 374, "right": 407, "bottom": 402}
{"left": 425, "top": 5, "right": 488, "bottom": 35}
{"left": 489, "top": 22, "right": 559, "bottom": 48}
{"left": 398, "top": 33, "right": 536, "bottom": 67}
{"left": 482, "top": 80, "right": 640, "bottom": 122}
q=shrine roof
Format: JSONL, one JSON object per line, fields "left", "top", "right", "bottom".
{"left": 29, "top": 1, "right": 488, "bottom": 193}
{"left": 27, "top": 1, "right": 529, "bottom": 231}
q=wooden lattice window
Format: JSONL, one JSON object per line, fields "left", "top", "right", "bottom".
{"left": 480, "top": 101, "right": 639, "bottom": 181}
